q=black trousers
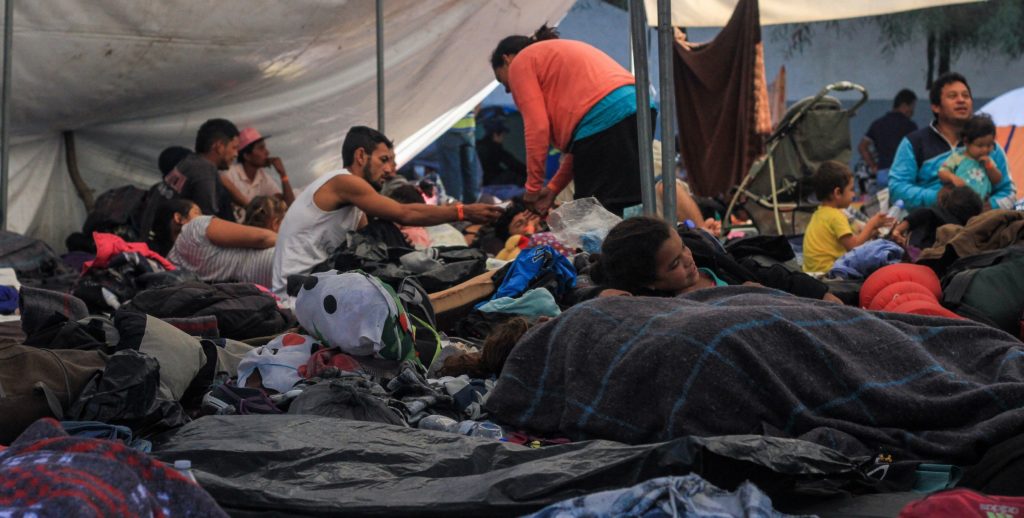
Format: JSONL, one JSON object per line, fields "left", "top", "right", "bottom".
{"left": 569, "top": 109, "right": 653, "bottom": 215}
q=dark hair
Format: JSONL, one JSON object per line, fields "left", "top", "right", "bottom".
{"left": 237, "top": 138, "right": 265, "bottom": 164}
{"left": 493, "top": 197, "right": 527, "bottom": 241}
{"left": 490, "top": 24, "right": 560, "bottom": 68}
{"left": 65, "top": 232, "right": 96, "bottom": 254}
{"left": 388, "top": 184, "right": 425, "bottom": 204}
{"left": 938, "top": 186, "right": 984, "bottom": 225}
{"left": 342, "top": 126, "right": 393, "bottom": 168}
{"left": 893, "top": 89, "right": 917, "bottom": 109}
{"left": 813, "top": 160, "right": 853, "bottom": 201}
{"left": 158, "top": 146, "right": 192, "bottom": 177}
{"left": 437, "top": 317, "right": 531, "bottom": 377}
{"left": 242, "top": 195, "right": 287, "bottom": 230}
{"left": 929, "top": 72, "right": 971, "bottom": 108}
{"left": 961, "top": 113, "right": 996, "bottom": 144}
{"left": 152, "top": 199, "right": 198, "bottom": 256}
{"left": 590, "top": 216, "right": 672, "bottom": 294}
{"left": 195, "top": 119, "right": 240, "bottom": 155}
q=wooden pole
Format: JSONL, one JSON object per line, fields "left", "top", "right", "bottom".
{"left": 62, "top": 130, "right": 94, "bottom": 212}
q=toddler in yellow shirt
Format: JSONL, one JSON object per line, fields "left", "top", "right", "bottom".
{"left": 803, "top": 161, "right": 893, "bottom": 272}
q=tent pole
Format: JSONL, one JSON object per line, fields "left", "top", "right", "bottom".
{"left": 628, "top": 0, "right": 656, "bottom": 216}
{"left": 656, "top": 0, "right": 676, "bottom": 223}
{"left": 0, "top": 0, "right": 12, "bottom": 231}
{"left": 375, "top": 0, "right": 384, "bottom": 134}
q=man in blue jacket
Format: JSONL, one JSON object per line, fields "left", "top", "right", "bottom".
{"left": 889, "top": 72, "right": 1016, "bottom": 211}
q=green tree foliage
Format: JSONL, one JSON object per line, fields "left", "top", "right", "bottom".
{"left": 774, "top": 1, "right": 1024, "bottom": 88}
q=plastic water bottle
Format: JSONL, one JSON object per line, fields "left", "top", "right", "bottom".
{"left": 419, "top": 417, "right": 505, "bottom": 440}
{"left": 879, "top": 200, "right": 905, "bottom": 236}
{"left": 886, "top": 199, "right": 906, "bottom": 221}
{"left": 454, "top": 420, "right": 505, "bottom": 440}
{"left": 174, "top": 460, "right": 199, "bottom": 484}
{"left": 471, "top": 422, "right": 504, "bottom": 440}
{"left": 418, "top": 415, "right": 459, "bottom": 433}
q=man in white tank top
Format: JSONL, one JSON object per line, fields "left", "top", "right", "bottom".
{"left": 272, "top": 126, "right": 504, "bottom": 298}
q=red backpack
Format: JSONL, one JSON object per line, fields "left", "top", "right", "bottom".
{"left": 900, "top": 489, "right": 1024, "bottom": 517}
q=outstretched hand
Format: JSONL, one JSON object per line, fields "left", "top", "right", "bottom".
{"left": 867, "top": 212, "right": 895, "bottom": 232}
{"left": 524, "top": 187, "right": 558, "bottom": 216}
{"left": 462, "top": 203, "right": 504, "bottom": 224}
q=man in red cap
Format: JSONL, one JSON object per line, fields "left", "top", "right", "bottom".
{"left": 220, "top": 127, "right": 296, "bottom": 214}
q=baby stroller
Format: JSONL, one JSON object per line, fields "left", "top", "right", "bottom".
{"left": 724, "top": 81, "right": 868, "bottom": 236}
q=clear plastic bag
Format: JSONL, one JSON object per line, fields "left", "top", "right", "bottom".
{"left": 546, "top": 198, "right": 622, "bottom": 253}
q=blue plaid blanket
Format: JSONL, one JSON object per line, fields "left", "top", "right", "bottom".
{"left": 487, "top": 286, "right": 1024, "bottom": 464}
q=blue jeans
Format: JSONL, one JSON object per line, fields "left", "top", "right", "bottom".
{"left": 437, "top": 128, "right": 481, "bottom": 203}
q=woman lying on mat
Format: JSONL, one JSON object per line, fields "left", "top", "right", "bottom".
{"left": 576, "top": 217, "right": 843, "bottom": 303}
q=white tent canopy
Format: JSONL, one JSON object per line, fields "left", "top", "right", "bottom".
{"left": 980, "top": 86, "right": 1024, "bottom": 126}
{"left": 2, "top": 0, "right": 574, "bottom": 248}
{"left": 644, "top": 0, "right": 984, "bottom": 27}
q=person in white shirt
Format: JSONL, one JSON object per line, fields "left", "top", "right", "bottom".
{"left": 271, "top": 126, "right": 504, "bottom": 298}
{"left": 220, "top": 127, "right": 296, "bottom": 221}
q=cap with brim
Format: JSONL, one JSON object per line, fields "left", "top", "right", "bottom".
{"left": 238, "top": 127, "right": 271, "bottom": 151}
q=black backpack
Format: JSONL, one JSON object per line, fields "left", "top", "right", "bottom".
{"left": 68, "top": 350, "right": 188, "bottom": 437}
{"left": 82, "top": 185, "right": 150, "bottom": 242}
{"left": 397, "top": 277, "right": 441, "bottom": 367}
{"left": 124, "top": 282, "right": 291, "bottom": 340}
{"left": 73, "top": 252, "right": 167, "bottom": 313}
{"left": 959, "top": 432, "right": 1024, "bottom": 496}
{"left": 939, "top": 245, "right": 1024, "bottom": 336}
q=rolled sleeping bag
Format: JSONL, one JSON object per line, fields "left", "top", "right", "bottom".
{"left": 860, "top": 263, "right": 942, "bottom": 308}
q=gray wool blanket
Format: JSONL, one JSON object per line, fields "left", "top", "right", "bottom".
{"left": 486, "top": 286, "right": 1024, "bottom": 464}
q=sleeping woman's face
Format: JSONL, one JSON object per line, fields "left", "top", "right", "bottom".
{"left": 647, "top": 231, "right": 700, "bottom": 295}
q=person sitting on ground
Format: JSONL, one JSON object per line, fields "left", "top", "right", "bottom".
{"left": 388, "top": 183, "right": 426, "bottom": 204}
{"left": 271, "top": 126, "right": 504, "bottom": 298}
{"left": 171, "top": 119, "right": 240, "bottom": 221}
{"left": 649, "top": 139, "right": 721, "bottom": 235}
{"left": 220, "top": 127, "right": 296, "bottom": 221}
{"left": 889, "top": 72, "right": 1016, "bottom": 211}
{"left": 936, "top": 114, "right": 1003, "bottom": 203}
{"left": 802, "top": 161, "right": 892, "bottom": 273}
{"left": 156, "top": 199, "right": 277, "bottom": 287}
{"left": 579, "top": 216, "right": 841, "bottom": 303}
{"left": 387, "top": 184, "right": 432, "bottom": 249}
{"left": 655, "top": 178, "right": 722, "bottom": 236}
{"left": 158, "top": 146, "right": 193, "bottom": 185}
{"left": 890, "top": 185, "right": 983, "bottom": 252}
{"left": 242, "top": 195, "right": 288, "bottom": 233}
{"left": 138, "top": 146, "right": 194, "bottom": 245}
{"left": 477, "top": 118, "right": 527, "bottom": 201}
